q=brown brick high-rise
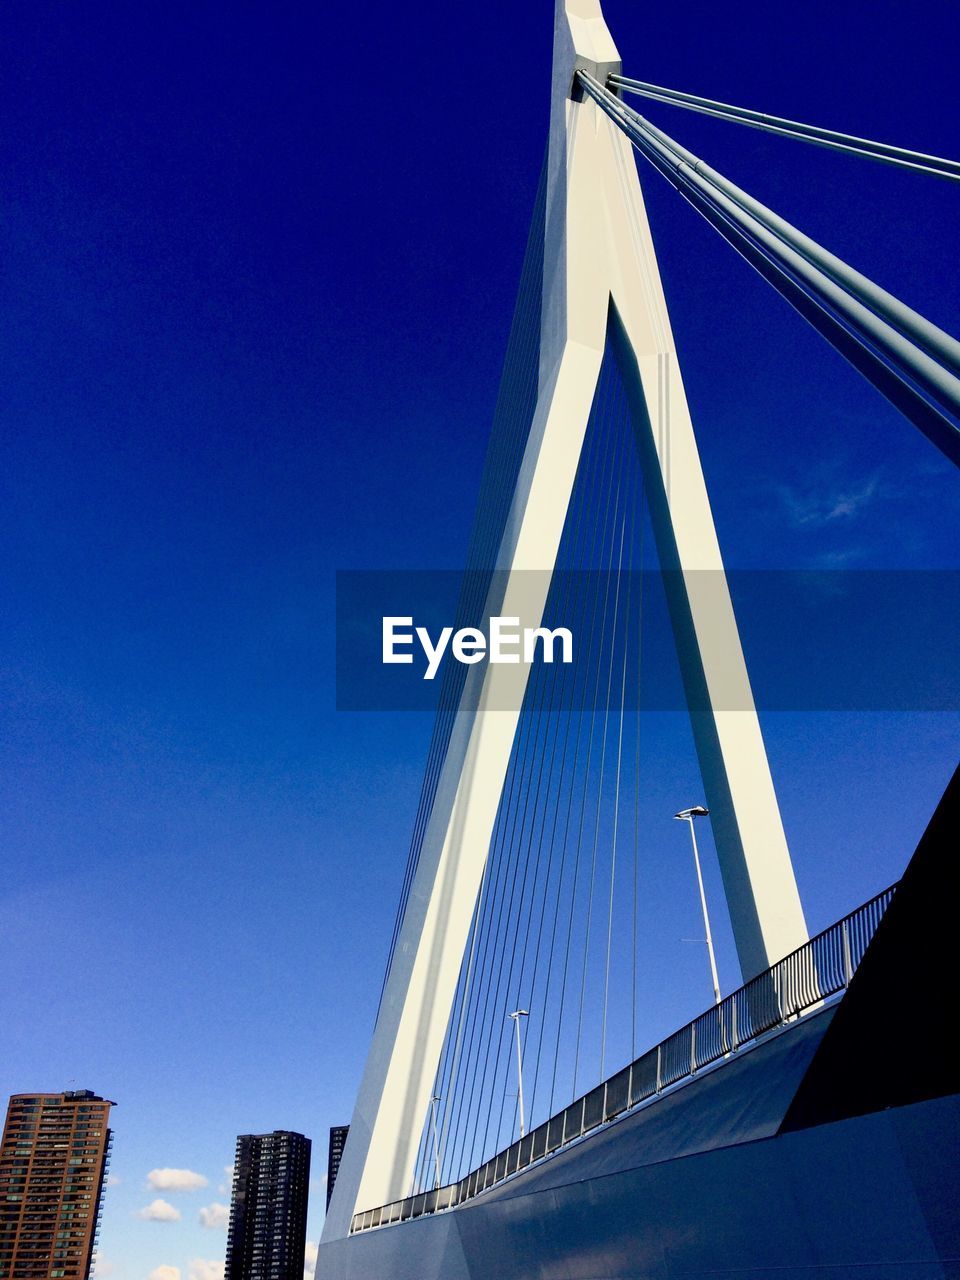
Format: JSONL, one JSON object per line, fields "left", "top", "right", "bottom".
{"left": 0, "top": 1092, "right": 114, "bottom": 1280}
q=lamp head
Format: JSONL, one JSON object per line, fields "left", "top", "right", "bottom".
{"left": 674, "top": 805, "right": 709, "bottom": 821}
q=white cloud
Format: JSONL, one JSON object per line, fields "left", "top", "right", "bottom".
{"left": 105, "top": 1174, "right": 122, "bottom": 1188}
{"left": 198, "top": 1203, "right": 230, "bottom": 1230}
{"left": 189, "top": 1260, "right": 224, "bottom": 1280}
{"left": 147, "top": 1169, "right": 208, "bottom": 1192}
{"left": 217, "top": 1166, "right": 235, "bottom": 1196}
{"left": 303, "top": 1241, "right": 318, "bottom": 1280}
{"left": 778, "top": 473, "right": 883, "bottom": 528}
{"left": 149, "top": 1268, "right": 180, "bottom": 1280}
{"left": 92, "top": 1256, "right": 116, "bottom": 1278}
{"left": 136, "top": 1200, "right": 181, "bottom": 1223}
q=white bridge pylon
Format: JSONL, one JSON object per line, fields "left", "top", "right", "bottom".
{"left": 321, "top": 0, "right": 808, "bottom": 1244}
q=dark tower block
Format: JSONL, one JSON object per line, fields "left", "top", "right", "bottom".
{"left": 325, "top": 1130, "right": 348, "bottom": 1211}
{"left": 225, "top": 1132, "right": 311, "bottom": 1280}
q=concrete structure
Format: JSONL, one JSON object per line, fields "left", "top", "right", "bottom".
{"left": 0, "top": 1090, "right": 114, "bottom": 1280}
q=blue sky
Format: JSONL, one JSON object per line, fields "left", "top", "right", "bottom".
{"left": 0, "top": 1, "right": 958, "bottom": 1277}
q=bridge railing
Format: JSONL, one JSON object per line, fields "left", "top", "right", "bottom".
{"left": 350, "top": 882, "right": 896, "bottom": 1235}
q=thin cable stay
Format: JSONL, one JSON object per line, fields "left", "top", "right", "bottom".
{"left": 405, "top": 340, "right": 656, "bottom": 1195}
{"left": 376, "top": 155, "right": 550, "bottom": 1016}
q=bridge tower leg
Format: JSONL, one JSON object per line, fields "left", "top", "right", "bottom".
{"left": 321, "top": 0, "right": 808, "bottom": 1245}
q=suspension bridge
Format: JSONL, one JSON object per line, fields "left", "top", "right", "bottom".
{"left": 317, "top": 1, "right": 959, "bottom": 1275}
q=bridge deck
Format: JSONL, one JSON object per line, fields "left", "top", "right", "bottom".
{"left": 351, "top": 885, "right": 894, "bottom": 1236}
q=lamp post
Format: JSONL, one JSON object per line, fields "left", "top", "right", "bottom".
{"left": 428, "top": 1095, "right": 442, "bottom": 1190}
{"left": 507, "top": 1010, "right": 529, "bottom": 1138}
{"left": 674, "top": 806, "right": 721, "bottom": 1005}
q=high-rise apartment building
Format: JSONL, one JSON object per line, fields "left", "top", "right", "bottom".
{"left": 0, "top": 1091, "right": 114, "bottom": 1280}
{"left": 225, "top": 1131, "right": 310, "bottom": 1280}
{"left": 324, "top": 1129, "right": 348, "bottom": 1211}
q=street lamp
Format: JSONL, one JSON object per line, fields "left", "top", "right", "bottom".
{"left": 674, "top": 806, "right": 721, "bottom": 1005}
{"left": 428, "top": 1095, "right": 442, "bottom": 1190}
{"left": 507, "top": 1010, "right": 529, "bottom": 1138}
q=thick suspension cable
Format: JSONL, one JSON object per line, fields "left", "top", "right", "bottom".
{"left": 608, "top": 94, "right": 960, "bottom": 382}
{"left": 609, "top": 74, "right": 960, "bottom": 184}
{"left": 578, "top": 71, "right": 960, "bottom": 468}
{"left": 582, "top": 73, "right": 960, "bottom": 394}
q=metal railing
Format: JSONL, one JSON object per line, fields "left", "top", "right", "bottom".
{"left": 350, "top": 883, "right": 896, "bottom": 1234}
